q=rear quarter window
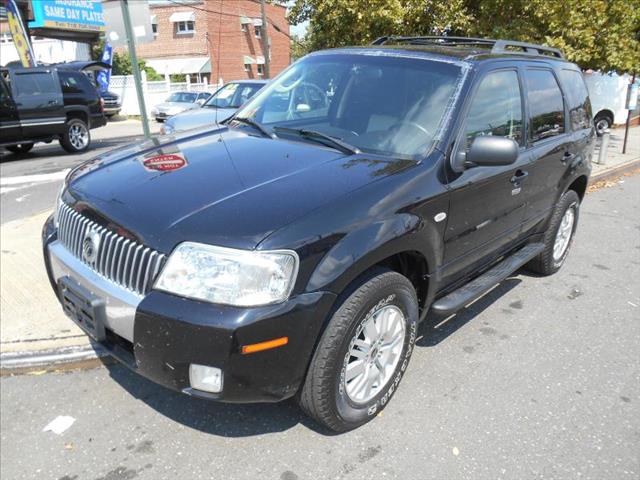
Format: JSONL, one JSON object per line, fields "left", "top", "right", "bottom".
{"left": 558, "top": 69, "right": 593, "bottom": 131}
{"left": 525, "top": 69, "right": 565, "bottom": 142}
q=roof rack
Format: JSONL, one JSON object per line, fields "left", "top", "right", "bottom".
{"left": 371, "top": 36, "right": 564, "bottom": 59}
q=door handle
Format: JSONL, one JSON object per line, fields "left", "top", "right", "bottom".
{"left": 510, "top": 170, "right": 528, "bottom": 184}
{"left": 48, "top": 100, "right": 58, "bottom": 105}
{"left": 562, "top": 152, "right": 576, "bottom": 163}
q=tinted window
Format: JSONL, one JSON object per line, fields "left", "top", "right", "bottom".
{"left": 559, "top": 69, "right": 592, "bottom": 130}
{"left": 167, "top": 92, "right": 198, "bottom": 103}
{"left": 14, "top": 72, "right": 57, "bottom": 96}
{"left": 463, "top": 70, "right": 523, "bottom": 150}
{"left": 526, "top": 69, "right": 565, "bottom": 142}
{"left": 236, "top": 55, "right": 463, "bottom": 158}
{"left": 59, "top": 71, "right": 83, "bottom": 94}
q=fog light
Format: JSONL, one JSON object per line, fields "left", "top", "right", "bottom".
{"left": 189, "top": 364, "right": 223, "bottom": 393}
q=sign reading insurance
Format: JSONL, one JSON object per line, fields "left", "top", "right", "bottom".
{"left": 29, "top": 0, "right": 105, "bottom": 32}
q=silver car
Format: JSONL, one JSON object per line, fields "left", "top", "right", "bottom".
{"left": 160, "top": 80, "right": 267, "bottom": 135}
{"left": 150, "top": 91, "right": 211, "bottom": 122}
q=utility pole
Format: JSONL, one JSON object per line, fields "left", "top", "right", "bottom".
{"left": 120, "top": 0, "right": 151, "bottom": 138}
{"left": 260, "top": 0, "right": 270, "bottom": 78}
{"left": 622, "top": 71, "right": 636, "bottom": 155}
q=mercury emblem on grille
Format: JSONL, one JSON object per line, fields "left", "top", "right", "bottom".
{"left": 82, "top": 229, "right": 101, "bottom": 263}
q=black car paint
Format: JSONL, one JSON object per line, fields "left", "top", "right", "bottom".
{"left": 0, "top": 66, "right": 106, "bottom": 148}
{"left": 43, "top": 48, "right": 593, "bottom": 402}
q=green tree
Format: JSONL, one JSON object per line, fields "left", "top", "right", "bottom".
{"left": 90, "top": 37, "right": 163, "bottom": 80}
{"left": 288, "top": 0, "right": 640, "bottom": 73}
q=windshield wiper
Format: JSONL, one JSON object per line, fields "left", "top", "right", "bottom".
{"left": 228, "top": 116, "right": 274, "bottom": 139}
{"left": 273, "top": 127, "right": 360, "bottom": 155}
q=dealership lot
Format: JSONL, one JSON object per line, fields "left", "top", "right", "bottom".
{"left": 1, "top": 174, "right": 638, "bottom": 480}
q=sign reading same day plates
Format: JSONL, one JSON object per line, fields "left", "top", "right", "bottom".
{"left": 29, "top": 0, "right": 105, "bottom": 32}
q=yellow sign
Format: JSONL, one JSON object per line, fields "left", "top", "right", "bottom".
{"left": 5, "top": 0, "right": 36, "bottom": 67}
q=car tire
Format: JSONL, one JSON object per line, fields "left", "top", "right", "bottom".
{"left": 594, "top": 113, "right": 612, "bottom": 137}
{"left": 60, "top": 118, "right": 91, "bottom": 153}
{"left": 298, "top": 268, "right": 419, "bottom": 432}
{"left": 6, "top": 143, "right": 34, "bottom": 154}
{"left": 527, "top": 190, "right": 580, "bottom": 276}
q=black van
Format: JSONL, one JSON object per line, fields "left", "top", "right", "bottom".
{"left": 1, "top": 64, "right": 106, "bottom": 154}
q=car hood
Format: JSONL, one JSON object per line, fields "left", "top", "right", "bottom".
{"left": 166, "top": 107, "right": 236, "bottom": 131}
{"left": 65, "top": 126, "right": 417, "bottom": 253}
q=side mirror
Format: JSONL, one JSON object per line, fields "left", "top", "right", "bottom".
{"left": 196, "top": 99, "right": 206, "bottom": 106}
{"left": 456, "top": 136, "right": 519, "bottom": 170}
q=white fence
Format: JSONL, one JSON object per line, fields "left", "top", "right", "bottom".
{"left": 109, "top": 73, "right": 221, "bottom": 117}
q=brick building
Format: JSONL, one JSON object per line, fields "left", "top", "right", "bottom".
{"left": 127, "top": 0, "right": 290, "bottom": 84}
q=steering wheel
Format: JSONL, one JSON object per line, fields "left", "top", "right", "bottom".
{"left": 285, "top": 82, "right": 329, "bottom": 121}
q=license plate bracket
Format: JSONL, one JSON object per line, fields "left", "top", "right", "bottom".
{"left": 58, "top": 276, "right": 106, "bottom": 342}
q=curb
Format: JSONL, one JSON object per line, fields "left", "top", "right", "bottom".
{"left": 0, "top": 343, "right": 111, "bottom": 376}
{"left": 589, "top": 158, "right": 640, "bottom": 184}
{"left": 1, "top": 159, "right": 639, "bottom": 377}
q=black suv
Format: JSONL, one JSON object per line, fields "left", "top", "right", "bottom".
{"left": 42, "top": 37, "right": 594, "bottom": 431}
{"left": 0, "top": 65, "right": 106, "bottom": 154}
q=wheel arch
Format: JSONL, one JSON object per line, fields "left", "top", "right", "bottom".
{"left": 306, "top": 214, "right": 440, "bottom": 318}
{"left": 594, "top": 109, "right": 614, "bottom": 123}
{"left": 566, "top": 174, "right": 588, "bottom": 202}
{"left": 64, "top": 107, "right": 89, "bottom": 125}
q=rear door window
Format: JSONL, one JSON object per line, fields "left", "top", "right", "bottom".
{"left": 558, "top": 69, "right": 592, "bottom": 131}
{"left": 463, "top": 69, "right": 524, "bottom": 150}
{"left": 14, "top": 71, "right": 57, "bottom": 97}
{"left": 525, "top": 69, "right": 565, "bottom": 142}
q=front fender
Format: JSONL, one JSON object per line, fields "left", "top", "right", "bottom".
{"left": 306, "top": 213, "right": 442, "bottom": 295}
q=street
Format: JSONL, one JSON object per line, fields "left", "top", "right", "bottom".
{"left": 0, "top": 120, "right": 159, "bottom": 224}
{"left": 1, "top": 173, "right": 639, "bottom": 479}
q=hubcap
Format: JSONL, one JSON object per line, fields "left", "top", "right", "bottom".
{"left": 344, "top": 305, "right": 406, "bottom": 404}
{"left": 596, "top": 119, "right": 609, "bottom": 135}
{"left": 553, "top": 207, "right": 575, "bottom": 262}
{"left": 69, "top": 123, "right": 88, "bottom": 150}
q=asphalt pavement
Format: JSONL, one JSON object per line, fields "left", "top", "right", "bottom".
{"left": 1, "top": 174, "right": 638, "bottom": 480}
{"left": 0, "top": 119, "right": 160, "bottom": 224}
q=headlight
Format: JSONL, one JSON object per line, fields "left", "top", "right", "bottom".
{"left": 161, "top": 123, "right": 174, "bottom": 135}
{"left": 151, "top": 108, "right": 158, "bottom": 116}
{"left": 154, "top": 242, "right": 299, "bottom": 307}
{"left": 53, "top": 183, "right": 65, "bottom": 227}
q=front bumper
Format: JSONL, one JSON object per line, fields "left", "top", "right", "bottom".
{"left": 42, "top": 216, "right": 336, "bottom": 402}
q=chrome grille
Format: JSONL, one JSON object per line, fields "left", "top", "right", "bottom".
{"left": 57, "top": 202, "right": 166, "bottom": 296}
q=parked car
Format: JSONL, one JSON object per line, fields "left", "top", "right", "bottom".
{"left": 43, "top": 37, "right": 594, "bottom": 432}
{"left": 100, "top": 90, "right": 121, "bottom": 118}
{"left": 50, "top": 61, "right": 122, "bottom": 119}
{"left": 1, "top": 65, "right": 106, "bottom": 154}
{"left": 151, "top": 91, "right": 211, "bottom": 122}
{"left": 160, "top": 80, "right": 267, "bottom": 135}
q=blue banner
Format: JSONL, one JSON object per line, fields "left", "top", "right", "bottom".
{"left": 96, "top": 43, "right": 113, "bottom": 92}
{"left": 29, "top": 0, "right": 105, "bottom": 33}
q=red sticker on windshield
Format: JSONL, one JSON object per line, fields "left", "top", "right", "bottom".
{"left": 142, "top": 154, "right": 187, "bottom": 172}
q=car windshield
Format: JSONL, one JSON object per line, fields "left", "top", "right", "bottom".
{"left": 234, "top": 53, "right": 464, "bottom": 157}
{"left": 205, "top": 82, "right": 264, "bottom": 109}
{"left": 167, "top": 92, "right": 198, "bottom": 103}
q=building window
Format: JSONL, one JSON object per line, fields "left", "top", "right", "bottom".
{"left": 244, "top": 64, "right": 251, "bottom": 73}
{"left": 257, "top": 64, "right": 265, "bottom": 76}
{"left": 152, "top": 23, "right": 158, "bottom": 36}
{"left": 254, "top": 26, "right": 261, "bottom": 39}
{"left": 176, "top": 21, "right": 195, "bottom": 34}
{"left": 241, "top": 23, "right": 248, "bottom": 33}
{"left": 0, "top": 33, "right": 12, "bottom": 43}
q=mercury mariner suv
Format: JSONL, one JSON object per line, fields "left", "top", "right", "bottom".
{"left": 43, "top": 37, "right": 594, "bottom": 431}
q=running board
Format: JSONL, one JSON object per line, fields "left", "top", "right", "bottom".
{"left": 431, "top": 243, "right": 544, "bottom": 316}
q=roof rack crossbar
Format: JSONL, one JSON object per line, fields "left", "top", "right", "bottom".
{"left": 370, "top": 36, "right": 564, "bottom": 59}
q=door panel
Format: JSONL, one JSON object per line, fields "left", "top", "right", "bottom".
{"left": 0, "top": 77, "right": 21, "bottom": 142}
{"left": 442, "top": 68, "right": 528, "bottom": 283}
{"left": 9, "top": 69, "right": 64, "bottom": 137}
{"left": 521, "top": 68, "right": 572, "bottom": 233}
